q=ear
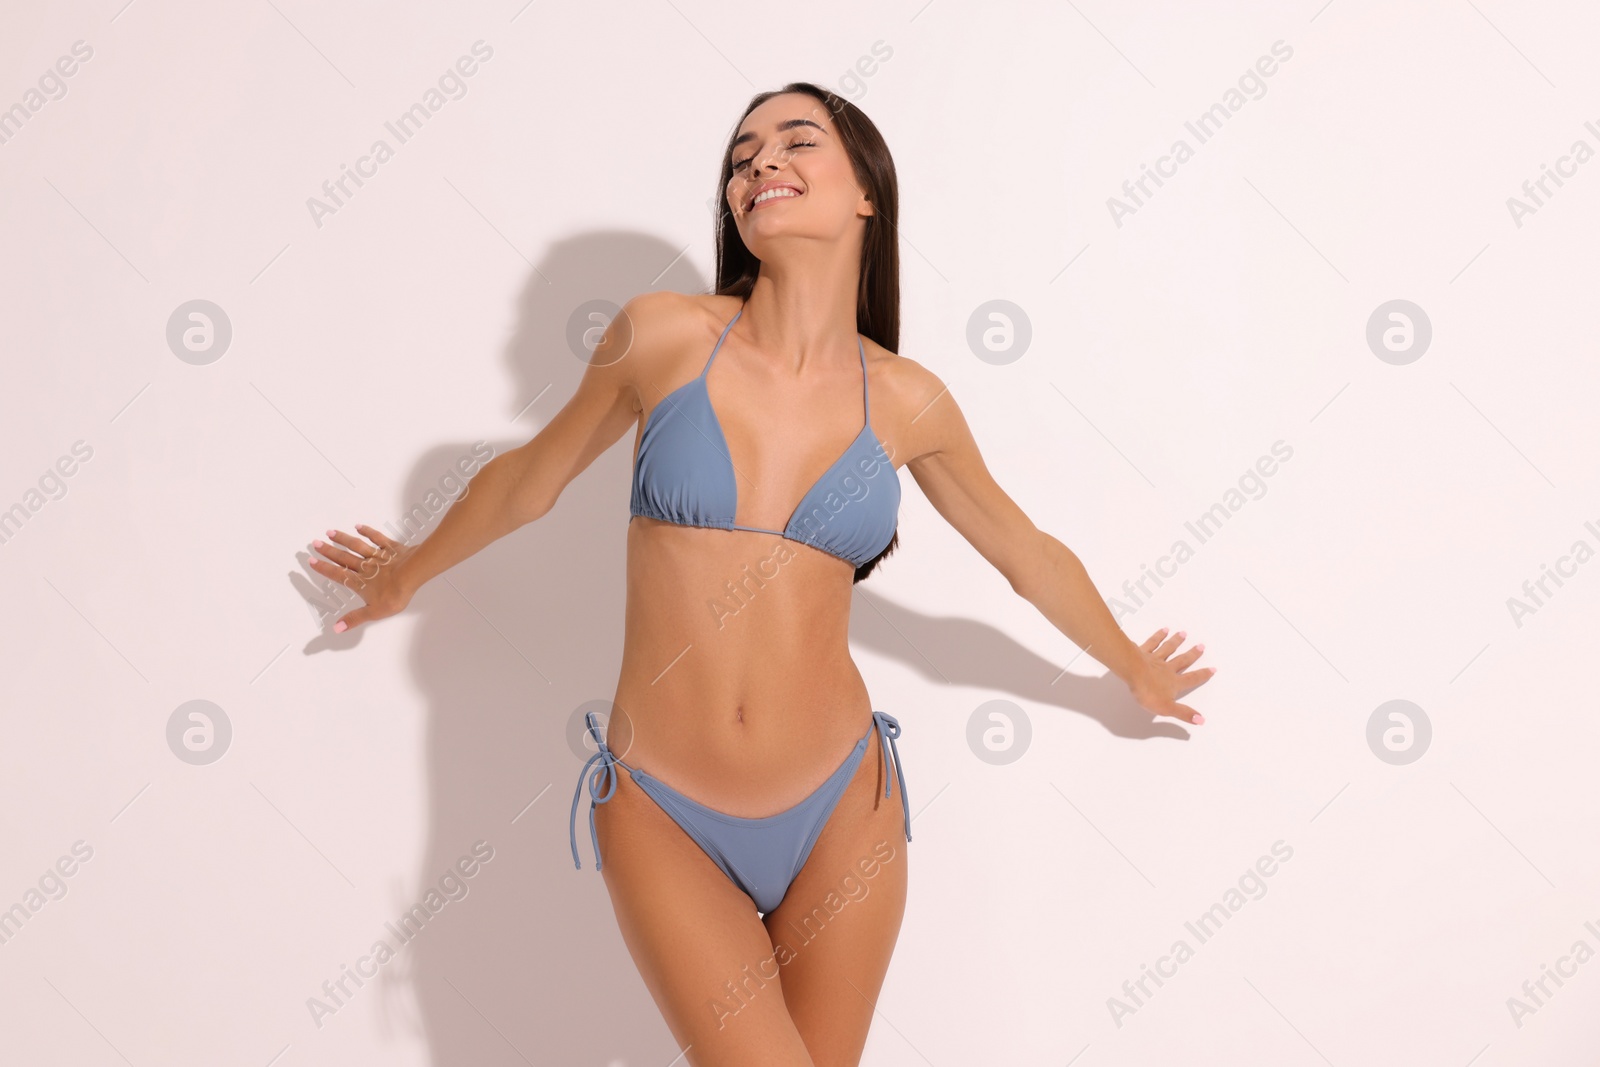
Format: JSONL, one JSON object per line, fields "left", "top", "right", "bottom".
{"left": 857, "top": 193, "right": 875, "bottom": 219}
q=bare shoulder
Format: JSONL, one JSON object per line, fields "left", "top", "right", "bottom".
{"left": 620, "top": 290, "right": 742, "bottom": 348}
{"left": 610, "top": 289, "right": 708, "bottom": 364}
{"left": 607, "top": 291, "right": 743, "bottom": 413}
{"left": 860, "top": 335, "right": 953, "bottom": 467}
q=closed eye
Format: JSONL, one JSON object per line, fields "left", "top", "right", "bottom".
{"left": 732, "top": 141, "right": 817, "bottom": 171}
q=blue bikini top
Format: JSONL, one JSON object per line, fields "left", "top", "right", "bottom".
{"left": 629, "top": 306, "right": 900, "bottom": 568}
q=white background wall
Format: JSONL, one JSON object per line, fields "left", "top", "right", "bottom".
{"left": 2, "top": 0, "right": 1597, "bottom": 1064}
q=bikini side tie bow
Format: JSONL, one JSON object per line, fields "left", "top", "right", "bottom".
{"left": 569, "top": 710, "right": 620, "bottom": 870}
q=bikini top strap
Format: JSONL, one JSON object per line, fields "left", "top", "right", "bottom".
{"left": 701, "top": 306, "right": 743, "bottom": 377}
{"left": 857, "top": 335, "right": 869, "bottom": 423}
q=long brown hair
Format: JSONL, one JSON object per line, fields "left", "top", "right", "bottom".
{"left": 711, "top": 81, "right": 901, "bottom": 583}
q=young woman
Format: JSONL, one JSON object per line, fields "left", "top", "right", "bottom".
{"left": 309, "top": 82, "right": 1213, "bottom": 1067}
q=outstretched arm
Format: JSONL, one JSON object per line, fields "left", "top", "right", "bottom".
{"left": 312, "top": 291, "right": 675, "bottom": 632}
{"left": 899, "top": 371, "right": 1214, "bottom": 725}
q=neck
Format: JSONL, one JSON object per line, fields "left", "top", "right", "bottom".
{"left": 736, "top": 242, "right": 863, "bottom": 373}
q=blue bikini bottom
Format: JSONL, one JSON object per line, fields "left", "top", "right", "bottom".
{"left": 570, "top": 710, "right": 911, "bottom": 915}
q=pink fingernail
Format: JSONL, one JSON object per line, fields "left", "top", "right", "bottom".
{"left": 313, "top": 540, "right": 325, "bottom": 549}
{"left": 1193, "top": 714, "right": 1205, "bottom": 725}
{"left": 333, "top": 620, "right": 347, "bottom": 633}
{"left": 326, "top": 529, "right": 337, "bottom": 538}
{"left": 1195, "top": 643, "right": 1205, "bottom": 652}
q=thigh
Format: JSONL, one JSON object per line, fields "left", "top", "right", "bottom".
{"left": 762, "top": 722, "right": 910, "bottom": 1067}
{"left": 592, "top": 769, "right": 816, "bottom": 1067}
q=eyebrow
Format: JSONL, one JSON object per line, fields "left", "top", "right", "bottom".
{"left": 731, "top": 117, "right": 828, "bottom": 148}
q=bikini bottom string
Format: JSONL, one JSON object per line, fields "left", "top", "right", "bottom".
{"left": 872, "top": 711, "right": 912, "bottom": 843}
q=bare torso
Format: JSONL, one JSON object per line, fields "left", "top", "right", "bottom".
{"left": 604, "top": 292, "right": 903, "bottom": 817}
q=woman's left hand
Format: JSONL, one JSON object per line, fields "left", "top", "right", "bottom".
{"left": 1126, "top": 627, "right": 1214, "bottom": 725}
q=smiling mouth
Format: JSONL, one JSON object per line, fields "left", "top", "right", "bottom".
{"left": 748, "top": 187, "right": 802, "bottom": 212}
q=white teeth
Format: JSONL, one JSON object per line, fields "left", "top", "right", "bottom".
{"left": 753, "top": 187, "right": 799, "bottom": 206}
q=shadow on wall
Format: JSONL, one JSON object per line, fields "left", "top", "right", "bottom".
{"left": 283, "top": 230, "right": 703, "bottom": 1065}
{"left": 846, "top": 603, "right": 1194, "bottom": 744}
{"left": 291, "top": 229, "right": 1188, "bottom": 1065}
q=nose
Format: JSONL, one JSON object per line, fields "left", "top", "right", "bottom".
{"left": 735, "top": 156, "right": 781, "bottom": 211}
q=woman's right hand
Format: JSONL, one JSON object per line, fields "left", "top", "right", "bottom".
{"left": 309, "top": 524, "right": 417, "bottom": 632}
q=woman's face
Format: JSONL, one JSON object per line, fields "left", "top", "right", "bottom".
{"left": 725, "top": 92, "right": 873, "bottom": 251}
